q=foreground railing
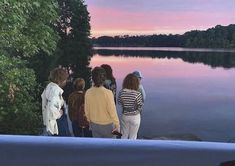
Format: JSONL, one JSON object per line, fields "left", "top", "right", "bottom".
{"left": 0, "top": 135, "right": 235, "bottom": 166}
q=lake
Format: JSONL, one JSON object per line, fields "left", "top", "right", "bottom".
{"left": 90, "top": 47, "right": 235, "bottom": 142}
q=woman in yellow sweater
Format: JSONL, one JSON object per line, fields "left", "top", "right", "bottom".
{"left": 85, "top": 67, "right": 120, "bottom": 138}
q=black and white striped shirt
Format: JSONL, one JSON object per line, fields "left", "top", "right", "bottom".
{"left": 118, "top": 89, "right": 143, "bottom": 115}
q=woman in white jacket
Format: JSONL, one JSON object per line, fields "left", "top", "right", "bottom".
{"left": 41, "top": 67, "right": 69, "bottom": 135}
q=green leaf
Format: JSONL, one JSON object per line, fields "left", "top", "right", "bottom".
{"left": 32, "top": 1, "right": 40, "bottom": 7}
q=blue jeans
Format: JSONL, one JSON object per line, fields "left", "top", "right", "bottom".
{"left": 56, "top": 114, "right": 71, "bottom": 137}
{"left": 72, "top": 121, "right": 92, "bottom": 137}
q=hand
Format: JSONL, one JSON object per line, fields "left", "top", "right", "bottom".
{"left": 112, "top": 126, "right": 120, "bottom": 133}
{"left": 112, "top": 128, "right": 122, "bottom": 137}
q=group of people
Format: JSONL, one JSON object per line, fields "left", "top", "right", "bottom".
{"left": 41, "top": 64, "right": 146, "bottom": 139}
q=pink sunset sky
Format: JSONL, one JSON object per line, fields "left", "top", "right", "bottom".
{"left": 85, "top": 0, "right": 235, "bottom": 37}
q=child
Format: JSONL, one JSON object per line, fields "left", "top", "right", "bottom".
{"left": 68, "top": 78, "right": 92, "bottom": 137}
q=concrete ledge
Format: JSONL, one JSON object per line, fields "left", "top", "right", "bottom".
{"left": 1, "top": 135, "right": 235, "bottom": 166}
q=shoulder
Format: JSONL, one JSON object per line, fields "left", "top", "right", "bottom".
{"left": 45, "top": 83, "right": 61, "bottom": 98}
{"left": 122, "top": 88, "right": 139, "bottom": 94}
{"left": 136, "top": 91, "right": 142, "bottom": 96}
{"left": 69, "top": 91, "right": 76, "bottom": 97}
{"left": 129, "top": 89, "right": 142, "bottom": 97}
{"left": 86, "top": 87, "right": 92, "bottom": 93}
{"left": 119, "top": 89, "right": 125, "bottom": 94}
{"left": 103, "top": 87, "right": 113, "bottom": 97}
{"left": 49, "top": 82, "right": 62, "bottom": 93}
{"left": 85, "top": 87, "right": 94, "bottom": 96}
{"left": 69, "top": 91, "right": 80, "bottom": 99}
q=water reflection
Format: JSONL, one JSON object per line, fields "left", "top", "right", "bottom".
{"left": 90, "top": 49, "right": 235, "bottom": 142}
{"left": 95, "top": 49, "right": 235, "bottom": 69}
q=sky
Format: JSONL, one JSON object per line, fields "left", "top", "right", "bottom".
{"left": 85, "top": 0, "right": 235, "bottom": 37}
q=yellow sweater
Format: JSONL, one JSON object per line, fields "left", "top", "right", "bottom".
{"left": 85, "top": 86, "right": 120, "bottom": 128}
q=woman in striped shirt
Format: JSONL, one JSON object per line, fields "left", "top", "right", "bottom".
{"left": 118, "top": 73, "right": 143, "bottom": 139}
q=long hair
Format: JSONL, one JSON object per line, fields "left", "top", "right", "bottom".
{"left": 101, "top": 64, "right": 116, "bottom": 83}
{"left": 68, "top": 90, "right": 84, "bottom": 122}
{"left": 122, "top": 73, "right": 139, "bottom": 90}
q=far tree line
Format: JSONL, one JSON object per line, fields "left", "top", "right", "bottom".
{"left": 92, "top": 24, "right": 235, "bottom": 48}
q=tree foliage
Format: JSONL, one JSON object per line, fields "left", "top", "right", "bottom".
{"left": 0, "top": 56, "right": 41, "bottom": 134}
{"left": 0, "top": 0, "right": 59, "bottom": 134}
{"left": 29, "top": 0, "right": 93, "bottom": 89}
{"left": 0, "top": 0, "right": 59, "bottom": 56}
{"left": 56, "top": 0, "right": 92, "bottom": 87}
{"left": 93, "top": 24, "right": 235, "bottom": 49}
{"left": 184, "top": 25, "right": 235, "bottom": 48}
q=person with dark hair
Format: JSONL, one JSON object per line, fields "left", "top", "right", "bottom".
{"left": 118, "top": 73, "right": 143, "bottom": 139}
{"left": 101, "top": 64, "right": 117, "bottom": 103}
{"left": 68, "top": 78, "right": 92, "bottom": 137}
{"left": 41, "top": 67, "right": 69, "bottom": 136}
{"left": 63, "top": 75, "right": 74, "bottom": 104}
{"left": 85, "top": 67, "right": 120, "bottom": 138}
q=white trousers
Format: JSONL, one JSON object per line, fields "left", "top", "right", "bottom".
{"left": 121, "top": 113, "right": 141, "bottom": 139}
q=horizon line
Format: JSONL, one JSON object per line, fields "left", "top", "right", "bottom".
{"left": 90, "top": 23, "right": 235, "bottom": 38}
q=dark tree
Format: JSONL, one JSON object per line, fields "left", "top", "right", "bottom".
{"left": 93, "top": 24, "right": 235, "bottom": 49}
{"left": 56, "top": 0, "right": 92, "bottom": 88}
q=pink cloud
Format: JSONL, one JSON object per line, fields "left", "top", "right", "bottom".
{"left": 88, "top": 6, "right": 235, "bottom": 37}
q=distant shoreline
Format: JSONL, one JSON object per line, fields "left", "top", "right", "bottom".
{"left": 93, "top": 46, "right": 235, "bottom": 53}
{"left": 92, "top": 24, "right": 235, "bottom": 49}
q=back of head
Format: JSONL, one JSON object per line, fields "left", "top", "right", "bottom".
{"left": 92, "top": 67, "right": 106, "bottom": 87}
{"left": 122, "top": 73, "right": 140, "bottom": 90}
{"left": 101, "top": 64, "right": 115, "bottom": 81}
{"left": 49, "top": 67, "right": 68, "bottom": 85}
{"left": 133, "top": 70, "right": 143, "bottom": 79}
{"left": 73, "top": 78, "right": 85, "bottom": 91}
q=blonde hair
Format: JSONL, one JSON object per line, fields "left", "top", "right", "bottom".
{"left": 73, "top": 78, "right": 85, "bottom": 91}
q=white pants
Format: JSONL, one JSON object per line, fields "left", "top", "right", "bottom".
{"left": 121, "top": 114, "right": 141, "bottom": 139}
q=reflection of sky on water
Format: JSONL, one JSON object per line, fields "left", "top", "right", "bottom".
{"left": 90, "top": 54, "right": 235, "bottom": 142}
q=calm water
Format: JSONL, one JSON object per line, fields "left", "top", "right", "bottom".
{"left": 90, "top": 47, "right": 235, "bottom": 142}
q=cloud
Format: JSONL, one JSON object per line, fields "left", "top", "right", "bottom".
{"left": 87, "top": 1, "right": 235, "bottom": 37}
